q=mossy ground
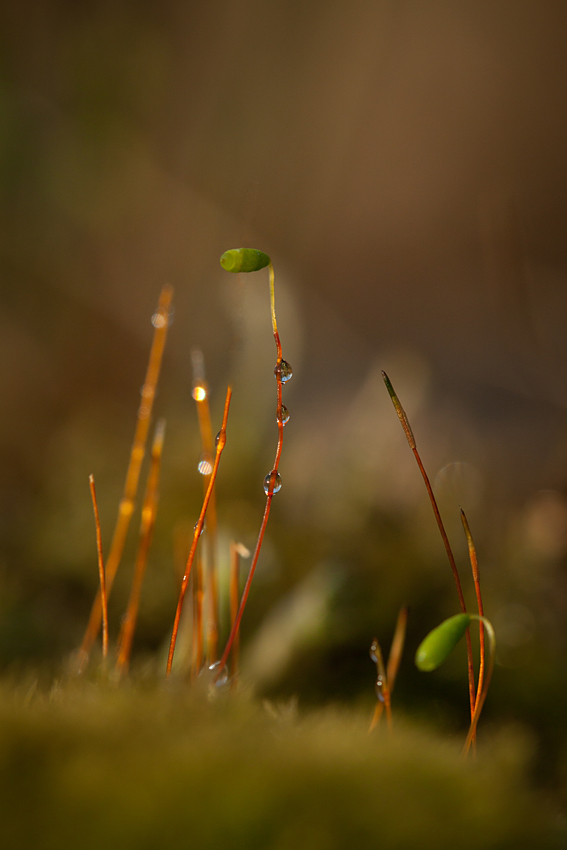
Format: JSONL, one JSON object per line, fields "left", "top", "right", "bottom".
{"left": 0, "top": 674, "right": 562, "bottom": 849}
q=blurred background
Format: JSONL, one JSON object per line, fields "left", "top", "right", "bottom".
{"left": 1, "top": 0, "right": 567, "bottom": 788}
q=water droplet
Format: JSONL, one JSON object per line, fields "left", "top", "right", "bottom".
{"left": 375, "top": 675, "right": 385, "bottom": 703}
{"left": 197, "top": 454, "right": 213, "bottom": 476}
{"left": 208, "top": 661, "right": 229, "bottom": 687}
{"left": 192, "top": 384, "right": 207, "bottom": 402}
{"left": 215, "top": 431, "right": 221, "bottom": 447}
{"left": 263, "top": 471, "right": 282, "bottom": 495}
{"left": 274, "top": 360, "right": 293, "bottom": 383}
{"left": 278, "top": 405, "right": 290, "bottom": 426}
{"left": 193, "top": 521, "right": 205, "bottom": 537}
{"left": 151, "top": 312, "right": 167, "bottom": 329}
{"left": 369, "top": 639, "right": 379, "bottom": 664}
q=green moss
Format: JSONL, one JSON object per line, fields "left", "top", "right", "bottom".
{"left": 0, "top": 679, "right": 560, "bottom": 849}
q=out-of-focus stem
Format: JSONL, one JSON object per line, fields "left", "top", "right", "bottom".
{"left": 79, "top": 284, "right": 173, "bottom": 669}
{"left": 115, "top": 420, "right": 165, "bottom": 678}
{"left": 88, "top": 475, "right": 108, "bottom": 662}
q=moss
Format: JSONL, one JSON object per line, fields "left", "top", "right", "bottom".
{"left": 0, "top": 679, "right": 560, "bottom": 849}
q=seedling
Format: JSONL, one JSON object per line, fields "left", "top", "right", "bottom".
{"left": 415, "top": 613, "right": 495, "bottom": 755}
{"left": 216, "top": 249, "right": 292, "bottom": 680}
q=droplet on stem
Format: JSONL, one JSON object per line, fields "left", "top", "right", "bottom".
{"left": 263, "top": 471, "right": 282, "bottom": 495}
{"left": 274, "top": 360, "right": 293, "bottom": 383}
{"left": 277, "top": 405, "right": 290, "bottom": 426}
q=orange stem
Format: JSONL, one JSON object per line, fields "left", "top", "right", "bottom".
{"left": 115, "top": 420, "right": 165, "bottom": 678}
{"left": 216, "top": 262, "right": 285, "bottom": 680}
{"left": 166, "top": 386, "right": 232, "bottom": 676}
{"left": 88, "top": 475, "right": 108, "bottom": 661}
{"left": 79, "top": 284, "right": 173, "bottom": 668}
{"left": 229, "top": 542, "right": 242, "bottom": 686}
{"left": 381, "top": 371, "right": 475, "bottom": 720}
{"left": 461, "top": 509, "right": 485, "bottom": 747}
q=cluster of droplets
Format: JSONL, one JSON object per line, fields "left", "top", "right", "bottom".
{"left": 263, "top": 358, "right": 293, "bottom": 495}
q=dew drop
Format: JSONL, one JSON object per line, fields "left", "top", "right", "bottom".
{"left": 375, "top": 675, "right": 385, "bottom": 703}
{"left": 277, "top": 405, "right": 290, "bottom": 426}
{"left": 215, "top": 431, "right": 221, "bottom": 447}
{"left": 192, "top": 384, "right": 207, "bottom": 402}
{"left": 151, "top": 312, "right": 167, "bottom": 329}
{"left": 263, "top": 471, "right": 282, "bottom": 495}
{"left": 208, "top": 661, "right": 229, "bottom": 687}
{"left": 193, "top": 521, "right": 205, "bottom": 537}
{"left": 369, "top": 639, "right": 379, "bottom": 665}
{"left": 274, "top": 360, "right": 293, "bottom": 383}
{"left": 197, "top": 454, "right": 213, "bottom": 476}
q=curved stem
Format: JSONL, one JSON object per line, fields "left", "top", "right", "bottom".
{"left": 461, "top": 509, "right": 485, "bottom": 747}
{"left": 463, "top": 615, "right": 495, "bottom": 756}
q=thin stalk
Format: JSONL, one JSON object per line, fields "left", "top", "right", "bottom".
{"left": 386, "top": 605, "right": 408, "bottom": 689}
{"left": 229, "top": 541, "right": 242, "bottom": 686}
{"left": 463, "top": 615, "right": 495, "bottom": 756}
{"left": 369, "top": 637, "right": 392, "bottom": 731}
{"left": 115, "top": 419, "right": 166, "bottom": 679}
{"left": 369, "top": 606, "right": 407, "bottom": 732}
{"left": 381, "top": 371, "right": 476, "bottom": 720}
{"left": 191, "top": 350, "right": 220, "bottom": 665}
{"left": 191, "top": 556, "right": 205, "bottom": 681}
{"left": 79, "top": 284, "right": 173, "bottom": 669}
{"left": 216, "top": 261, "right": 286, "bottom": 679}
{"left": 88, "top": 475, "right": 108, "bottom": 662}
{"left": 461, "top": 509, "right": 485, "bottom": 749}
{"left": 166, "top": 386, "right": 232, "bottom": 676}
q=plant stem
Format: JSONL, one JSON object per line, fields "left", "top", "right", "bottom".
{"left": 461, "top": 509, "right": 486, "bottom": 751}
{"left": 166, "top": 386, "right": 232, "bottom": 676}
{"left": 463, "top": 615, "right": 495, "bottom": 756}
{"left": 381, "top": 371, "right": 476, "bottom": 721}
{"left": 115, "top": 420, "right": 165, "bottom": 678}
{"left": 88, "top": 475, "right": 108, "bottom": 662}
{"left": 216, "top": 262, "right": 286, "bottom": 680}
{"left": 79, "top": 284, "right": 173, "bottom": 670}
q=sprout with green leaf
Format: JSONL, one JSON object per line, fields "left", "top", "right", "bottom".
{"left": 416, "top": 613, "right": 495, "bottom": 755}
